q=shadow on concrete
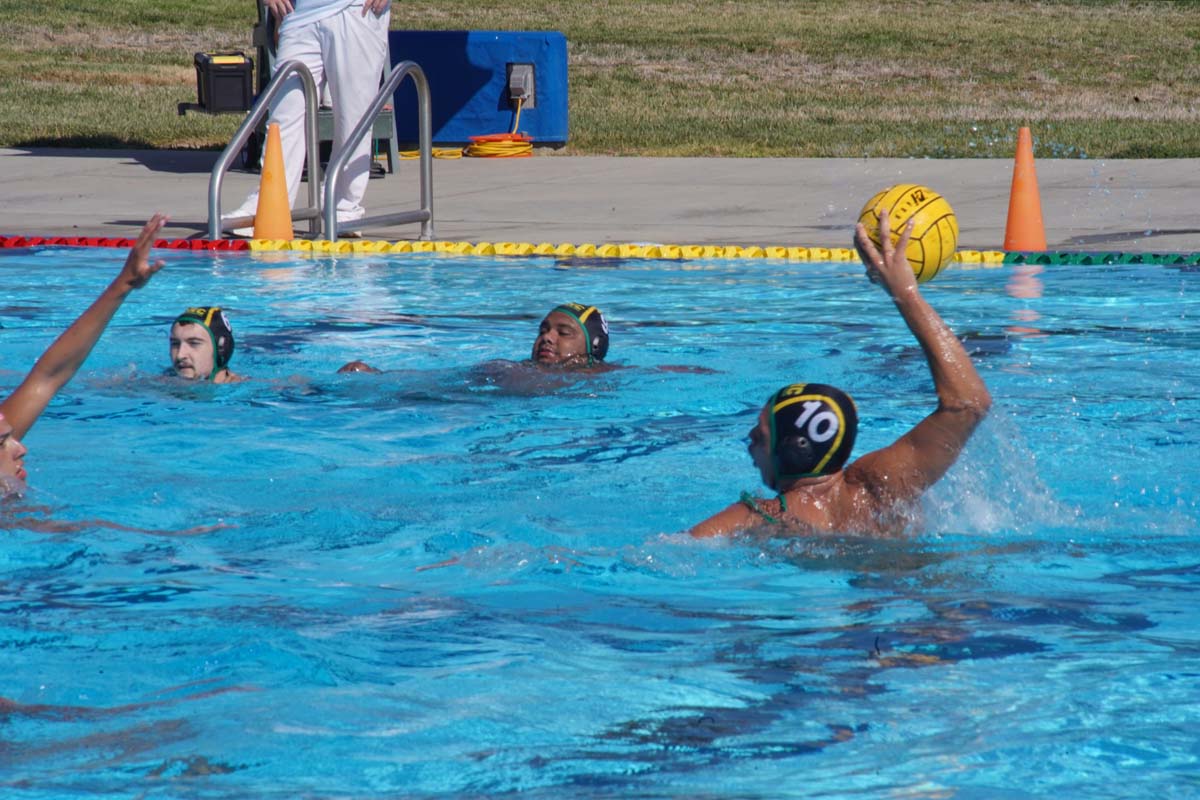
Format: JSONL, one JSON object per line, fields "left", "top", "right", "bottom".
{"left": 1064, "top": 229, "right": 1200, "bottom": 246}
{"left": 111, "top": 219, "right": 211, "bottom": 237}
{"left": 7, "top": 146, "right": 220, "bottom": 175}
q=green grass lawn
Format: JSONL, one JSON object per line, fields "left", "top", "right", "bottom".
{"left": 2, "top": 0, "right": 1198, "bottom": 157}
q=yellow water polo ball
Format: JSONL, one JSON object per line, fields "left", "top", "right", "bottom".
{"left": 857, "top": 184, "right": 959, "bottom": 283}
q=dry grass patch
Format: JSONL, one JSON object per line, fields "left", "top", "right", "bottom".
{"left": 2, "top": 0, "right": 1198, "bottom": 154}
{"left": 4, "top": 23, "right": 246, "bottom": 56}
{"left": 17, "top": 65, "right": 191, "bottom": 89}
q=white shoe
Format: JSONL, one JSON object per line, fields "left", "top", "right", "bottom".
{"left": 221, "top": 200, "right": 258, "bottom": 238}
{"left": 336, "top": 209, "right": 365, "bottom": 239}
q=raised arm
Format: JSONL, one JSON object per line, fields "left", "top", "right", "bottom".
{"left": 848, "top": 209, "right": 991, "bottom": 500}
{"left": 0, "top": 214, "right": 168, "bottom": 438}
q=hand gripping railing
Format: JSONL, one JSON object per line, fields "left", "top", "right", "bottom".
{"left": 207, "top": 60, "right": 322, "bottom": 240}
{"left": 324, "top": 60, "right": 434, "bottom": 242}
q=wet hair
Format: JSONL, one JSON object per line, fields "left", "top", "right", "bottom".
{"left": 174, "top": 306, "right": 235, "bottom": 378}
{"left": 768, "top": 382, "right": 858, "bottom": 485}
{"left": 551, "top": 303, "right": 609, "bottom": 363}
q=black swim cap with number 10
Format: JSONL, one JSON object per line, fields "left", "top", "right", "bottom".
{"left": 768, "top": 382, "right": 858, "bottom": 483}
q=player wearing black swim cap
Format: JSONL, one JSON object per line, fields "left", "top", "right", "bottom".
{"left": 532, "top": 303, "right": 609, "bottom": 367}
{"left": 763, "top": 383, "right": 859, "bottom": 485}
{"left": 338, "top": 303, "right": 611, "bottom": 378}
{"left": 170, "top": 306, "right": 241, "bottom": 383}
{"left": 692, "top": 207, "right": 992, "bottom": 538}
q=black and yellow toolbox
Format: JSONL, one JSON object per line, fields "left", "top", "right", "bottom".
{"left": 181, "top": 52, "right": 254, "bottom": 114}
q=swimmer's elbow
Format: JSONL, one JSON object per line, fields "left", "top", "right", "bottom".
{"left": 940, "top": 388, "right": 991, "bottom": 424}
{"left": 963, "top": 387, "right": 992, "bottom": 420}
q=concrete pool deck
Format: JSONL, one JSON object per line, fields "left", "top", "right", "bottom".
{"left": 2, "top": 147, "right": 1199, "bottom": 253}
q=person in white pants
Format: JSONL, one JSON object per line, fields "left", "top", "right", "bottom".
{"left": 227, "top": 0, "right": 392, "bottom": 234}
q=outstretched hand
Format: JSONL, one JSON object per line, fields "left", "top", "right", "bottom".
{"left": 855, "top": 208, "right": 918, "bottom": 300}
{"left": 120, "top": 213, "right": 168, "bottom": 290}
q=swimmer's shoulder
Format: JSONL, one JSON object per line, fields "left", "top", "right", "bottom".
{"left": 690, "top": 498, "right": 757, "bottom": 538}
{"left": 586, "top": 360, "right": 623, "bottom": 374}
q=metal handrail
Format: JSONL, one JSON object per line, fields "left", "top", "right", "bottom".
{"left": 207, "top": 60, "right": 322, "bottom": 239}
{"left": 323, "top": 60, "right": 434, "bottom": 242}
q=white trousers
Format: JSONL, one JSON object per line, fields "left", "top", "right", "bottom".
{"left": 246, "top": 4, "right": 391, "bottom": 219}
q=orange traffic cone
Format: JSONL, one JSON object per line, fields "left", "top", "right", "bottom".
{"left": 1003, "top": 126, "right": 1047, "bottom": 251}
{"left": 253, "top": 122, "right": 294, "bottom": 240}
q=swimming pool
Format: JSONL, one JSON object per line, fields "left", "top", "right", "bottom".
{"left": 2, "top": 246, "right": 1197, "bottom": 798}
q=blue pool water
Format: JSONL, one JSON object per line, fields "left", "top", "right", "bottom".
{"left": 1, "top": 247, "right": 1197, "bottom": 798}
